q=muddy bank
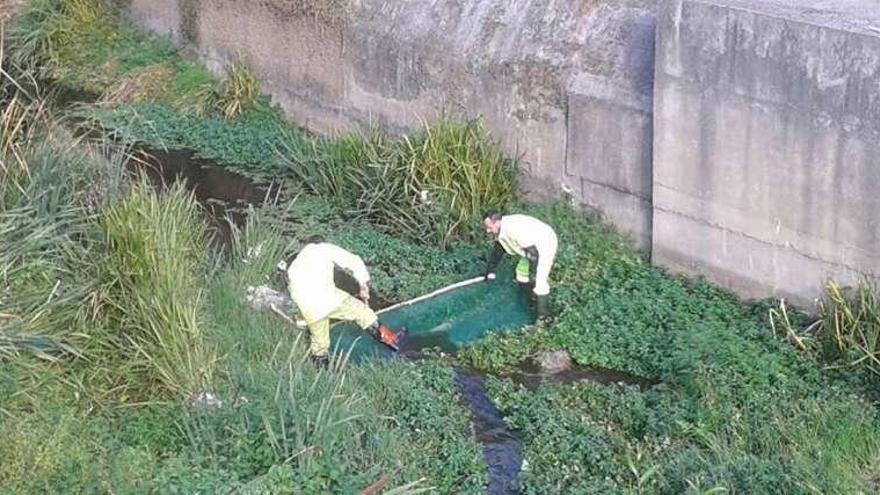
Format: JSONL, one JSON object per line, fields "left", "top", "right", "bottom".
{"left": 508, "top": 358, "right": 658, "bottom": 390}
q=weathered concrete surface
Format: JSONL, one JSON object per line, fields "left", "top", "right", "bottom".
{"left": 124, "top": 0, "right": 660, "bottom": 250}
{"left": 654, "top": 0, "right": 880, "bottom": 305}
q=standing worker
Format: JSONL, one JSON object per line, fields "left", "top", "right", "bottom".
{"left": 281, "top": 235, "right": 407, "bottom": 368}
{"left": 482, "top": 211, "right": 558, "bottom": 323}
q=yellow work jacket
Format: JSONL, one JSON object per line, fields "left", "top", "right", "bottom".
{"left": 286, "top": 242, "right": 370, "bottom": 323}
{"left": 497, "top": 214, "right": 558, "bottom": 258}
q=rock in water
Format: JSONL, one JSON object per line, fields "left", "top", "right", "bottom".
{"left": 532, "top": 350, "right": 572, "bottom": 374}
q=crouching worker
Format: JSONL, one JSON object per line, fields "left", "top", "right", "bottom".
{"left": 282, "top": 235, "right": 406, "bottom": 368}
{"left": 482, "top": 211, "right": 558, "bottom": 323}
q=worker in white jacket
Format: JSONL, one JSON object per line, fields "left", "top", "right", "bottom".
{"left": 282, "top": 235, "right": 406, "bottom": 367}
{"left": 482, "top": 211, "right": 558, "bottom": 322}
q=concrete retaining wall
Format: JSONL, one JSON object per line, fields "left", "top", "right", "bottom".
{"left": 125, "top": 0, "right": 880, "bottom": 305}
{"left": 124, "top": 0, "right": 660, "bottom": 250}
{"left": 654, "top": 0, "right": 880, "bottom": 305}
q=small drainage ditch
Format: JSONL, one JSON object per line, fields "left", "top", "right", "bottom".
{"left": 133, "top": 145, "right": 659, "bottom": 495}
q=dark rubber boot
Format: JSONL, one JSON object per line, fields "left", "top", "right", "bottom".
{"left": 366, "top": 322, "right": 407, "bottom": 351}
{"left": 519, "top": 281, "right": 536, "bottom": 310}
{"left": 536, "top": 294, "right": 552, "bottom": 324}
{"left": 310, "top": 354, "right": 330, "bottom": 370}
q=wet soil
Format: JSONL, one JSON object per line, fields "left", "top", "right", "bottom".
{"left": 507, "top": 359, "right": 658, "bottom": 390}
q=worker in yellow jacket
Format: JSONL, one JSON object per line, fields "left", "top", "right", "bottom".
{"left": 282, "top": 235, "right": 406, "bottom": 368}
{"left": 482, "top": 211, "right": 558, "bottom": 322}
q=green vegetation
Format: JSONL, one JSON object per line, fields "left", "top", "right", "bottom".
{"left": 278, "top": 118, "right": 517, "bottom": 245}
{"left": 97, "top": 179, "right": 217, "bottom": 398}
{"left": 461, "top": 203, "right": 880, "bottom": 493}
{"left": 4, "top": 1, "right": 880, "bottom": 493}
{"left": 91, "top": 100, "right": 519, "bottom": 245}
{"left": 773, "top": 279, "right": 880, "bottom": 378}
{"left": 1, "top": 4, "right": 486, "bottom": 490}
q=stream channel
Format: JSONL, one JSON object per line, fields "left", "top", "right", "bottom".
{"left": 129, "top": 146, "right": 657, "bottom": 495}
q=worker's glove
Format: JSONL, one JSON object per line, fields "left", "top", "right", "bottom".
{"left": 358, "top": 284, "right": 370, "bottom": 302}
{"left": 484, "top": 242, "right": 504, "bottom": 281}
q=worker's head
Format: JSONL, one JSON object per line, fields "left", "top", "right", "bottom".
{"left": 303, "top": 234, "right": 325, "bottom": 246}
{"left": 482, "top": 210, "right": 503, "bottom": 235}
{"left": 292, "top": 235, "right": 326, "bottom": 260}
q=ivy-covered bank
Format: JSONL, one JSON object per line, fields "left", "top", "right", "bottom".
{"left": 3, "top": 1, "right": 880, "bottom": 493}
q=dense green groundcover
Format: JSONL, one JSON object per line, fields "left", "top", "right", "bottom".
{"left": 3, "top": 0, "right": 880, "bottom": 493}
{"left": 1, "top": 191, "right": 488, "bottom": 492}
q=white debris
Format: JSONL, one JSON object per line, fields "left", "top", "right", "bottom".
{"left": 242, "top": 242, "right": 265, "bottom": 264}
{"left": 192, "top": 391, "right": 223, "bottom": 408}
{"left": 245, "top": 285, "right": 292, "bottom": 312}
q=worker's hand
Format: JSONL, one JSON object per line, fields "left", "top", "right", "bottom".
{"left": 484, "top": 272, "right": 496, "bottom": 281}
{"left": 359, "top": 285, "right": 370, "bottom": 302}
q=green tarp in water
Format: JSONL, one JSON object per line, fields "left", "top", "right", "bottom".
{"left": 329, "top": 267, "right": 534, "bottom": 361}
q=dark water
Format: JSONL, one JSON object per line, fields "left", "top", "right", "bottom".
{"left": 454, "top": 368, "right": 523, "bottom": 495}
{"left": 137, "top": 147, "right": 659, "bottom": 495}
{"left": 127, "top": 147, "right": 272, "bottom": 244}
{"left": 450, "top": 362, "right": 656, "bottom": 495}
{"left": 130, "top": 147, "right": 394, "bottom": 309}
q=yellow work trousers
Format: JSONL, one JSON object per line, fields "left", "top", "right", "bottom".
{"left": 306, "top": 290, "right": 377, "bottom": 357}
{"left": 514, "top": 244, "right": 557, "bottom": 296}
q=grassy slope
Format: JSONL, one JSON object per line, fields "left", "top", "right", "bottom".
{"left": 4, "top": 1, "right": 880, "bottom": 493}
{"left": 0, "top": 185, "right": 487, "bottom": 492}
{"left": 2, "top": 2, "right": 486, "bottom": 491}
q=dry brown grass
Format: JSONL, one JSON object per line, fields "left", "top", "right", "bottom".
{"left": 99, "top": 63, "right": 174, "bottom": 105}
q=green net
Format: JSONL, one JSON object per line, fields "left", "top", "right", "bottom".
{"left": 330, "top": 266, "right": 533, "bottom": 362}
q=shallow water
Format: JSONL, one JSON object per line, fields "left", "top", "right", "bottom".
{"left": 127, "top": 147, "right": 269, "bottom": 244}
{"left": 454, "top": 367, "right": 523, "bottom": 495}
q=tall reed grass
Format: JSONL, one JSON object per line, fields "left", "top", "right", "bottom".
{"left": 771, "top": 277, "right": 880, "bottom": 376}
{"left": 402, "top": 117, "right": 518, "bottom": 244}
{"left": 6, "top": 0, "right": 115, "bottom": 82}
{"left": 3, "top": 12, "right": 214, "bottom": 397}
{"left": 278, "top": 117, "right": 517, "bottom": 246}
{"left": 819, "top": 279, "right": 880, "bottom": 373}
{"left": 97, "top": 178, "right": 217, "bottom": 397}
{"left": 220, "top": 62, "right": 260, "bottom": 120}
{"left": 1, "top": 29, "right": 101, "bottom": 363}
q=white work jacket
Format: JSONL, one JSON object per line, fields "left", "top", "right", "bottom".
{"left": 286, "top": 242, "right": 370, "bottom": 323}
{"left": 497, "top": 214, "right": 558, "bottom": 258}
